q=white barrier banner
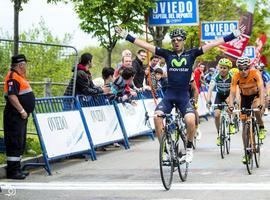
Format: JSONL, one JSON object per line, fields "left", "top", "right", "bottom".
{"left": 198, "top": 91, "right": 216, "bottom": 116}
{"left": 118, "top": 100, "right": 152, "bottom": 137}
{"left": 36, "top": 111, "right": 91, "bottom": 158}
{"left": 144, "top": 98, "right": 162, "bottom": 129}
{"left": 82, "top": 105, "right": 124, "bottom": 145}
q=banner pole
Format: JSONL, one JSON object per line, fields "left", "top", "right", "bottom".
{"left": 145, "top": 13, "right": 157, "bottom": 105}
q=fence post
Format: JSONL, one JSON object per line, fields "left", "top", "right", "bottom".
{"left": 44, "top": 78, "right": 52, "bottom": 97}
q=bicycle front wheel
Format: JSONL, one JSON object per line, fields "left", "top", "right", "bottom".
{"left": 253, "top": 120, "right": 260, "bottom": 168}
{"left": 177, "top": 131, "right": 188, "bottom": 182}
{"left": 159, "top": 133, "right": 174, "bottom": 190}
{"left": 244, "top": 124, "right": 254, "bottom": 175}
{"left": 220, "top": 117, "right": 226, "bottom": 159}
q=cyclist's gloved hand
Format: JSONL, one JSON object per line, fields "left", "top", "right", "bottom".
{"left": 227, "top": 106, "right": 234, "bottom": 113}
{"left": 115, "top": 26, "right": 128, "bottom": 39}
{"left": 206, "top": 101, "right": 212, "bottom": 108}
{"left": 258, "top": 104, "right": 263, "bottom": 111}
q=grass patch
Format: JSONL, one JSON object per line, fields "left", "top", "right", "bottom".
{"left": 0, "top": 130, "right": 42, "bottom": 165}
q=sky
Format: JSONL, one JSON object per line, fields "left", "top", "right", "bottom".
{"left": 0, "top": 0, "right": 98, "bottom": 50}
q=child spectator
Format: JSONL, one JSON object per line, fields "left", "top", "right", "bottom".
{"left": 153, "top": 68, "right": 168, "bottom": 94}
{"left": 110, "top": 67, "right": 137, "bottom": 104}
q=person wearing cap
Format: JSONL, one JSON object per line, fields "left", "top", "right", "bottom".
{"left": 115, "top": 25, "right": 244, "bottom": 163}
{"left": 3, "top": 54, "right": 35, "bottom": 179}
{"left": 228, "top": 57, "right": 266, "bottom": 164}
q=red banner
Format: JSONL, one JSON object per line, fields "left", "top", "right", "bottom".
{"left": 219, "top": 13, "right": 253, "bottom": 59}
{"left": 252, "top": 33, "right": 267, "bottom": 66}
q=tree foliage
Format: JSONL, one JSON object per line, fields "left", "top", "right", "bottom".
{"left": 65, "top": 0, "right": 155, "bottom": 67}
{"left": 0, "top": 19, "right": 74, "bottom": 99}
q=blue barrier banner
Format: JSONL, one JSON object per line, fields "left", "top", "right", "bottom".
{"left": 243, "top": 46, "right": 255, "bottom": 59}
{"left": 201, "top": 21, "right": 238, "bottom": 41}
{"left": 148, "top": 0, "right": 199, "bottom": 26}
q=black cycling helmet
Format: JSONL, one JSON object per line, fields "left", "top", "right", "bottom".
{"left": 236, "top": 57, "right": 250, "bottom": 67}
{"left": 169, "top": 28, "right": 187, "bottom": 40}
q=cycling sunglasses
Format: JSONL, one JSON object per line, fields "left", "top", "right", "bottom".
{"left": 171, "top": 37, "right": 184, "bottom": 43}
{"left": 219, "top": 66, "right": 229, "bottom": 70}
{"left": 238, "top": 66, "right": 250, "bottom": 71}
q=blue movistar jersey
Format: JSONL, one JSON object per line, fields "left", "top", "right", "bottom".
{"left": 155, "top": 47, "right": 203, "bottom": 91}
{"left": 262, "top": 71, "right": 270, "bottom": 84}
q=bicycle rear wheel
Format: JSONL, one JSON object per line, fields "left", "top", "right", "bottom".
{"left": 220, "top": 117, "right": 226, "bottom": 159}
{"left": 159, "top": 133, "right": 174, "bottom": 190}
{"left": 252, "top": 120, "right": 260, "bottom": 168}
{"left": 244, "top": 124, "right": 254, "bottom": 175}
{"left": 177, "top": 131, "right": 188, "bottom": 182}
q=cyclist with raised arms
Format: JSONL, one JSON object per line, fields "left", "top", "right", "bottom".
{"left": 228, "top": 57, "right": 266, "bottom": 163}
{"left": 115, "top": 26, "right": 244, "bottom": 163}
{"left": 206, "top": 58, "right": 234, "bottom": 145}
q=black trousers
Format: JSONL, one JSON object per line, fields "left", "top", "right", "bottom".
{"left": 4, "top": 108, "right": 27, "bottom": 173}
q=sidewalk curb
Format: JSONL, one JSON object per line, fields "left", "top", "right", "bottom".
{"left": 0, "top": 155, "right": 44, "bottom": 179}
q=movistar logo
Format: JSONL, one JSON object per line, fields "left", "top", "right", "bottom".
{"left": 171, "top": 58, "right": 187, "bottom": 67}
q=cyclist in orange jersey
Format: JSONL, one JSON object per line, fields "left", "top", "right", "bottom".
{"left": 228, "top": 57, "right": 266, "bottom": 164}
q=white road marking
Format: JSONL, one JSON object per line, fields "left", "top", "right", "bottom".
{"left": 0, "top": 182, "right": 270, "bottom": 191}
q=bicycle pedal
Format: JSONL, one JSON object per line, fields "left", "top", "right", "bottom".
{"left": 162, "top": 161, "right": 171, "bottom": 166}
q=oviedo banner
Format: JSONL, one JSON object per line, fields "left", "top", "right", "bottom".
{"left": 148, "top": 0, "right": 199, "bottom": 26}
{"left": 201, "top": 21, "right": 238, "bottom": 41}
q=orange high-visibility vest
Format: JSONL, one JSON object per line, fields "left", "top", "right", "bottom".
{"left": 3, "top": 70, "right": 32, "bottom": 96}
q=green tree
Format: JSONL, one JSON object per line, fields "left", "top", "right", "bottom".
{"left": 11, "top": 0, "right": 29, "bottom": 55}
{"left": 60, "top": 0, "right": 155, "bottom": 67}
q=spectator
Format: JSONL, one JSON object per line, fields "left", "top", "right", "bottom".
{"left": 121, "top": 49, "right": 132, "bottom": 58}
{"left": 157, "top": 57, "right": 167, "bottom": 77}
{"left": 153, "top": 68, "right": 168, "bottom": 94}
{"left": 3, "top": 54, "right": 35, "bottom": 179}
{"left": 101, "top": 67, "right": 121, "bottom": 148}
{"left": 204, "top": 67, "right": 216, "bottom": 85}
{"left": 102, "top": 67, "right": 115, "bottom": 87}
{"left": 64, "top": 53, "right": 109, "bottom": 96}
{"left": 110, "top": 67, "right": 137, "bottom": 104}
{"left": 144, "top": 55, "right": 161, "bottom": 86}
{"left": 114, "top": 55, "right": 133, "bottom": 78}
{"left": 132, "top": 49, "right": 147, "bottom": 88}
{"left": 116, "top": 49, "right": 133, "bottom": 69}
{"left": 194, "top": 63, "right": 206, "bottom": 92}
{"left": 149, "top": 55, "right": 160, "bottom": 73}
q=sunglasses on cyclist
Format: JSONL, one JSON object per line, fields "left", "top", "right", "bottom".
{"left": 171, "top": 37, "right": 184, "bottom": 43}
{"left": 219, "top": 66, "right": 228, "bottom": 70}
{"left": 238, "top": 67, "right": 249, "bottom": 71}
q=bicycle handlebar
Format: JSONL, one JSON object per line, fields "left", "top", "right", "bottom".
{"left": 233, "top": 108, "right": 260, "bottom": 113}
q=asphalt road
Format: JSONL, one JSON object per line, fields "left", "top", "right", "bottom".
{"left": 1, "top": 115, "right": 270, "bottom": 200}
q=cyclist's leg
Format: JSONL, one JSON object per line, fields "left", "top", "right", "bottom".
{"left": 176, "top": 96, "right": 195, "bottom": 163}
{"left": 213, "top": 93, "right": 223, "bottom": 133}
{"left": 214, "top": 109, "right": 221, "bottom": 133}
{"left": 154, "top": 98, "right": 173, "bottom": 143}
{"left": 240, "top": 95, "right": 253, "bottom": 162}
{"left": 252, "top": 97, "right": 266, "bottom": 139}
